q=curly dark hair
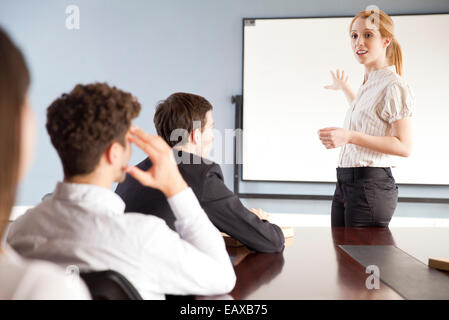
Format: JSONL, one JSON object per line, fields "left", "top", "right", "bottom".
{"left": 153, "top": 92, "right": 213, "bottom": 147}
{"left": 46, "top": 83, "right": 141, "bottom": 178}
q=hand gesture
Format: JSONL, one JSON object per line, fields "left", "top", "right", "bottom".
{"left": 318, "top": 127, "right": 351, "bottom": 149}
{"left": 324, "top": 69, "right": 349, "bottom": 91}
{"left": 126, "top": 126, "right": 188, "bottom": 198}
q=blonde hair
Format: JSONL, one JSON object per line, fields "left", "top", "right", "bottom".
{"left": 0, "top": 28, "right": 30, "bottom": 237}
{"left": 349, "top": 9, "right": 403, "bottom": 76}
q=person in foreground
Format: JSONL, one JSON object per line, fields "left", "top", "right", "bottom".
{"left": 0, "top": 27, "right": 89, "bottom": 300}
{"left": 116, "top": 92, "right": 285, "bottom": 253}
{"left": 319, "top": 9, "right": 415, "bottom": 227}
{"left": 7, "top": 83, "right": 236, "bottom": 299}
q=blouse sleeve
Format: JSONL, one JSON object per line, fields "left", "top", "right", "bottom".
{"left": 380, "top": 81, "right": 415, "bottom": 124}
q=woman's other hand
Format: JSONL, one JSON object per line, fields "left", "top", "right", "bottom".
{"left": 318, "top": 127, "right": 351, "bottom": 149}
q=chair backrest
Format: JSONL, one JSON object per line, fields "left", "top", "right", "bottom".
{"left": 80, "top": 270, "right": 143, "bottom": 300}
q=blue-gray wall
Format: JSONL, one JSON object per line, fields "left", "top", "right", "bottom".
{"left": 1, "top": 0, "right": 448, "bottom": 218}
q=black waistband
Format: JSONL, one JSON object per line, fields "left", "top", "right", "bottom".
{"left": 336, "top": 167, "right": 393, "bottom": 182}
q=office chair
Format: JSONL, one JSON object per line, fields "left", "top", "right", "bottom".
{"left": 80, "top": 270, "right": 143, "bottom": 300}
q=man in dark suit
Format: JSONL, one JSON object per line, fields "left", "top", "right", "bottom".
{"left": 116, "top": 92, "right": 284, "bottom": 253}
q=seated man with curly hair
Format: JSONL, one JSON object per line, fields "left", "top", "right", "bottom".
{"left": 7, "top": 83, "right": 236, "bottom": 299}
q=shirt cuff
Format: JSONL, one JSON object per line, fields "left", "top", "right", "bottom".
{"left": 166, "top": 187, "right": 205, "bottom": 221}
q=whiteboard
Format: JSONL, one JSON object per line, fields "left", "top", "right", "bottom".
{"left": 242, "top": 14, "right": 449, "bottom": 185}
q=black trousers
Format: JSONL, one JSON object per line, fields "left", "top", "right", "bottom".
{"left": 331, "top": 167, "right": 398, "bottom": 227}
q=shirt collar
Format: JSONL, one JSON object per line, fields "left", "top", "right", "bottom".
{"left": 171, "top": 148, "right": 211, "bottom": 165}
{"left": 52, "top": 182, "right": 125, "bottom": 216}
{"left": 387, "top": 65, "right": 397, "bottom": 73}
{"left": 367, "top": 65, "right": 397, "bottom": 81}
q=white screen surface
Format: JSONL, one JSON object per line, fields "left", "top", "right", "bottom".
{"left": 242, "top": 14, "right": 449, "bottom": 184}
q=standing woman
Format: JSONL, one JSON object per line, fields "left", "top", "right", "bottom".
{"left": 0, "top": 27, "right": 89, "bottom": 299}
{"left": 319, "top": 9, "right": 415, "bottom": 227}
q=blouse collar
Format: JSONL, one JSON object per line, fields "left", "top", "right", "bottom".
{"left": 366, "top": 65, "right": 397, "bottom": 82}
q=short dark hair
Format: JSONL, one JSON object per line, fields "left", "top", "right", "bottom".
{"left": 153, "top": 92, "right": 213, "bottom": 147}
{"left": 46, "top": 83, "right": 141, "bottom": 178}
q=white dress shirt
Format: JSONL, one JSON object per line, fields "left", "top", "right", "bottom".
{"left": 7, "top": 182, "right": 236, "bottom": 300}
{"left": 338, "top": 65, "right": 415, "bottom": 167}
{"left": 0, "top": 245, "right": 90, "bottom": 300}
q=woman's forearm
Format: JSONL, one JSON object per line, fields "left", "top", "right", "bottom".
{"left": 348, "top": 131, "right": 411, "bottom": 157}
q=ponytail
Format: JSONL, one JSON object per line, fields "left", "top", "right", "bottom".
{"left": 388, "top": 38, "right": 403, "bottom": 76}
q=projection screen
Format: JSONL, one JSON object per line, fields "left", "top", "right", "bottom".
{"left": 242, "top": 14, "right": 449, "bottom": 185}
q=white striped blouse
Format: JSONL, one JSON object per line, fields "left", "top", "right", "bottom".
{"left": 338, "top": 65, "right": 415, "bottom": 168}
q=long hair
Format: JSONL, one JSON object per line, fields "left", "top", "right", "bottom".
{"left": 350, "top": 9, "right": 403, "bottom": 76}
{"left": 0, "top": 27, "right": 30, "bottom": 237}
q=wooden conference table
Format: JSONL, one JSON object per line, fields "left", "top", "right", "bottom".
{"left": 224, "top": 227, "right": 449, "bottom": 300}
{"left": 3, "top": 219, "right": 449, "bottom": 300}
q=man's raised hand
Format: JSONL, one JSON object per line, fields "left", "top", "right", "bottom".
{"left": 126, "top": 126, "right": 188, "bottom": 198}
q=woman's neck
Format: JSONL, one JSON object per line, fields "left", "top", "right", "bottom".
{"left": 363, "top": 58, "right": 390, "bottom": 83}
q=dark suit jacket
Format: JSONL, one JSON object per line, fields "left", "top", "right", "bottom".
{"left": 115, "top": 151, "right": 284, "bottom": 253}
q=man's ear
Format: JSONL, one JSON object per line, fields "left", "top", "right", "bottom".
{"left": 190, "top": 128, "right": 201, "bottom": 145}
{"left": 104, "top": 142, "right": 121, "bottom": 165}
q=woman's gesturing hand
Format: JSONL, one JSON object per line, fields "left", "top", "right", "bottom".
{"left": 126, "top": 126, "right": 188, "bottom": 198}
{"left": 318, "top": 127, "right": 351, "bottom": 149}
{"left": 324, "top": 69, "right": 349, "bottom": 91}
